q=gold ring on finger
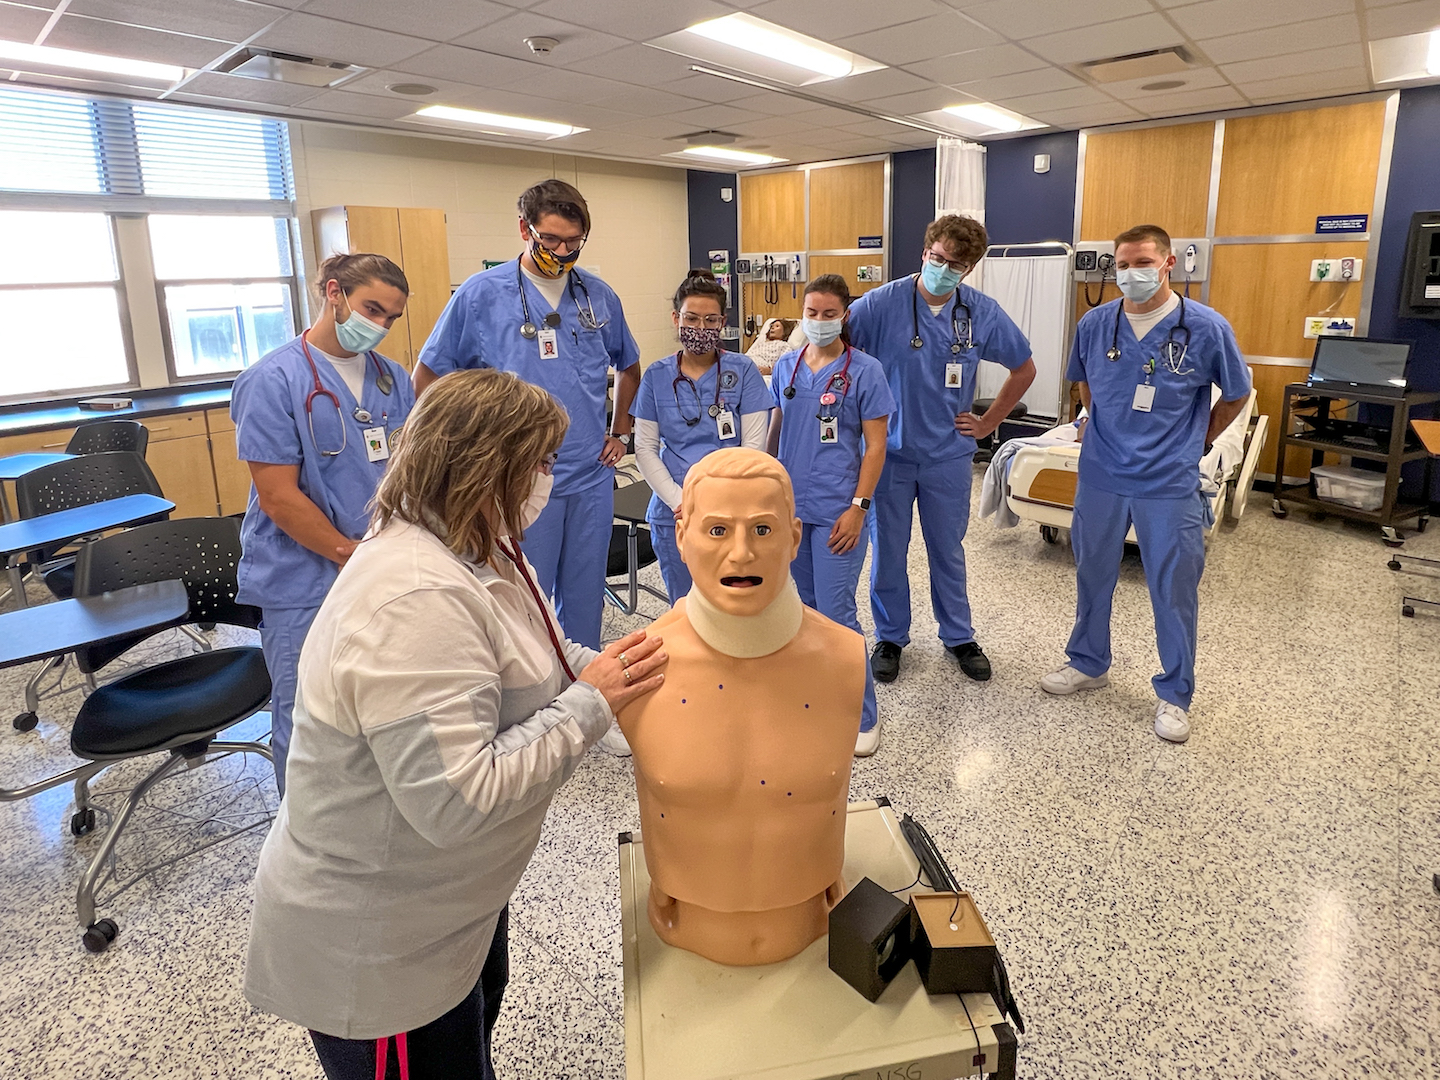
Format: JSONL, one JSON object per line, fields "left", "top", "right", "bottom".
{"left": 623, "top": 667, "right": 633, "bottom": 684}
{"left": 619, "top": 652, "right": 629, "bottom": 667}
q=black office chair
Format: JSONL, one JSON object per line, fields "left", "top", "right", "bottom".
{"left": 69, "top": 516, "right": 272, "bottom": 953}
{"left": 11, "top": 452, "right": 170, "bottom": 732}
{"left": 604, "top": 523, "right": 667, "bottom": 617}
{"left": 66, "top": 419, "right": 150, "bottom": 457}
{"left": 971, "top": 398, "right": 1031, "bottom": 464}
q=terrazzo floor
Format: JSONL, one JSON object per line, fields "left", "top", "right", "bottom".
{"left": 1, "top": 479, "right": 1438, "bottom": 1080}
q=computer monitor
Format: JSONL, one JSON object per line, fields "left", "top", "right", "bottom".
{"left": 1308, "top": 336, "right": 1414, "bottom": 395}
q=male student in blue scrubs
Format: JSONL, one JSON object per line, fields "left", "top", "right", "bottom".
{"left": 416, "top": 180, "right": 641, "bottom": 657}
{"left": 1041, "top": 224, "right": 1251, "bottom": 744}
{"left": 848, "top": 215, "right": 1035, "bottom": 685}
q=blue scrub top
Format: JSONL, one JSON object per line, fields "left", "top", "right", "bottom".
{"left": 631, "top": 350, "right": 766, "bottom": 523}
{"left": 418, "top": 258, "right": 641, "bottom": 497}
{"left": 231, "top": 334, "right": 416, "bottom": 611}
{"left": 1067, "top": 296, "right": 1252, "bottom": 499}
{"left": 848, "top": 276, "right": 1031, "bottom": 463}
{"left": 770, "top": 345, "right": 895, "bottom": 527}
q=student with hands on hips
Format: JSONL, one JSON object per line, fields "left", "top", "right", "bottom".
{"left": 230, "top": 252, "right": 417, "bottom": 794}
{"left": 767, "top": 274, "right": 894, "bottom": 756}
{"left": 631, "top": 268, "right": 768, "bottom": 604}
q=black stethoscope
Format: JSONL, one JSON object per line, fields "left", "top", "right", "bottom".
{"left": 672, "top": 351, "right": 735, "bottom": 427}
{"left": 909, "top": 275, "right": 972, "bottom": 354}
{"left": 1107, "top": 293, "right": 1191, "bottom": 373}
{"left": 300, "top": 329, "right": 393, "bottom": 457}
{"left": 518, "top": 261, "right": 608, "bottom": 339}
{"left": 782, "top": 345, "right": 854, "bottom": 409}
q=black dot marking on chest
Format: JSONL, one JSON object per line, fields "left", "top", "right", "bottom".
{"left": 660, "top": 813, "right": 665, "bottom": 818}
{"left": 760, "top": 780, "right": 766, "bottom": 785}
{"left": 805, "top": 703, "right": 810, "bottom": 709}
{"left": 719, "top": 684, "right": 724, "bottom": 690}
{"left": 681, "top": 698, "right": 687, "bottom": 704}
{"left": 787, "top": 792, "right": 792, "bottom": 797}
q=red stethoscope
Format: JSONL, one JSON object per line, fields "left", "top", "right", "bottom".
{"left": 782, "top": 344, "right": 854, "bottom": 411}
{"left": 300, "top": 329, "right": 393, "bottom": 457}
{"left": 497, "top": 537, "right": 577, "bottom": 681}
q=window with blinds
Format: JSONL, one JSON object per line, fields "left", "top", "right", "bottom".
{"left": 0, "top": 86, "right": 299, "bottom": 400}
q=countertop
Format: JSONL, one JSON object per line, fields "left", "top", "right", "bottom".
{"left": 0, "top": 383, "right": 234, "bottom": 439}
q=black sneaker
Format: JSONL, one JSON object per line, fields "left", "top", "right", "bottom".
{"left": 871, "top": 641, "right": 903, "bottom": 683}
{"left": 947, "top": 642, "right": 992, "bottom": 682}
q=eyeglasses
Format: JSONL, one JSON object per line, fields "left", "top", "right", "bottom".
{"left": 529, "top": 228, "right": 587, "bottom": 255}
{"left": 679, "top": 314, "right": 727, "bottom": 329}
{"left": 924, "top": 250, "right": 971, "bottom": 275}
{"left": 539, "top": 451, "right": 560, "bottom": 475}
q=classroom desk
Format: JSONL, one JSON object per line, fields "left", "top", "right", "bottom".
{"left": 620, "top": 800, "right": 1018, "bottom": 1080}
{"left": 0, "top": 579, "right": 189, "bottom": 804}
{"left": 0, "top": 452, "right": 74, "bottom": 523}
{"left": 608, "top": 481, "right": 668, "bottom": 617}
{"left": 0, "top": 493, "right": 174, "bottom": 609}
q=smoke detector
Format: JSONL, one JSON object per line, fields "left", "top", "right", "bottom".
{"left": 525, "top": 37, "right": 560, "bottom": 55}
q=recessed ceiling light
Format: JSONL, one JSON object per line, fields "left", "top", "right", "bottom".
{"left": 412, "top": 104, "right": 586, "bottom": 139}
{"left": 387, "top": 82, "right": 438, "bottom": 96}
{"left": 676, "top": 145, "right": 786, "bottom": 166}
{"left": 658, "top": 13, "right": 884, "bottom": 85}
{"left": 0, "top": 39, "right": 184, "bottom": 83}
{"left": 1140, "top": 79, "right": 1186, "bottom": 91}
{"left": 1427, "top": 28, "right": 1440, "bottom": 75}
{"left": 942, "top": 102, "right": 1037, "bottom": 133}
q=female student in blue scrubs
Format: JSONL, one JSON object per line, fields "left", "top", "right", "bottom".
{"left": 415, "top": 180, "right": 641, "bottom": 655}
{"left": 631, "top": 269, "right": 769, "bottom": 602}
{"left": 231, "top": 253, "right": 416, "bottom": 793}
{"left": 768, "top": 275, "right": 894, "bottom": 756}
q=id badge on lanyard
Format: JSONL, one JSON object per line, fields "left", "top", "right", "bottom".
{"left": 1132, "top": 383, "right": 1155, "bottom": 412}
{"left": 945, "top": 362, "right": 964, "bottom": 389}
{"left": 537, "top": 327, "right": 559, "bottom": 359}
{"left": 363, "top": 425, "right": 390, "bottom": 461}
{"left": 715, "top": 409, "right": 736, "bottom": 441}
{"left": 818, "top": 416, "right": 839, "bottom": 444}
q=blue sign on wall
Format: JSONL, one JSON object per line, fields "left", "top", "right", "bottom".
{"left": 858, "top": 235, "right": 883, "bottom": 249}
{"left": 1316, "top": 214, "right": 1368, "bottom": 233}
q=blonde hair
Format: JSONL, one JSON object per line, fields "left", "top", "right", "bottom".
{"left": 372, "top": 369, "right": 567, "bottom": 562}
{"left": 679, "top": 447, "right": 795, "bottom": 521}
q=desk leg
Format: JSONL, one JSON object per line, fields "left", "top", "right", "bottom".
{"left": 5, "top": 554, "right": 25, "bottom": 610}
{"left": 628, "top": 523, "right": 641, "bottom": 613}
{"left": 992, "top": 1022, "right": 1017, "bottom": 1080}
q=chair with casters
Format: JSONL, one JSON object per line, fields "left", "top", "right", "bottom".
{"left": 66, "top": 420, "right": 150, "bottom": 457}
{"left": 605, "top": 480, "right": 668, "bottom": 619}
{"left": 11, "top": 452, "right": 172, "bottom": 732}
{"left": 67, "top": 516, "right": 272, "bottom": 953}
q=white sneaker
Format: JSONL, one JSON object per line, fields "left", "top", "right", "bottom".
{"left": 1039, "top": 665, "right": 1110, "bottom": 696}
{"left": 1154, "top": 700, "right": 1190, "bottom": 743}
{"left": 598, "top": 721, "right": 632, "bottom": 757}
{"left": 854, "top": 725, "right": 881, "bottom": 757}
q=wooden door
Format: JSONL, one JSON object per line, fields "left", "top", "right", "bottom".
{"left": 206, "top": 409, "right": 251, "bottom": 517}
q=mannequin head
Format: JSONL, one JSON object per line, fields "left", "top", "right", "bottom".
{"left": 677, "top": 449, "right": 802, "bottom": 617}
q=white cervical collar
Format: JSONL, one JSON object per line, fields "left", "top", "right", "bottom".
{"left": 685, "top": 576, "right": 803, "bottom": 659}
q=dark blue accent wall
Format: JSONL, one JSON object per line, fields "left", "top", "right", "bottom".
{"left": 890, "top": 147, "right": 936, "bottom": 281}
{"left": 984, "top": 131, "right": 1080, "bottom": 246}
{"left": 686, "top": 169, "right": 740, "bottom": 326}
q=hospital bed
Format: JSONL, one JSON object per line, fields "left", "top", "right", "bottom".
{"left": 982, "top": 388, "right": 1268, "bottom": 544}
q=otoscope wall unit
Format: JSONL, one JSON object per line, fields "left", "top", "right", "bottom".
{"left": 1071, "top": 238, "right": 1211, "bottom": 282}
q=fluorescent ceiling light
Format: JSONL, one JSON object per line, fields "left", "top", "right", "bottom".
{"left": 1369, "top": 31, "right": 1440, "bottom": 84}
{"left": 655, "top": 14, "right": 884, "bottom": 86}
{"left": 413, "top": 104, "right": 585, "bottom": 139}
{"left": 942, "top": 102, "right": 1036, "bottom": 133}
{"left": 677, "top": 145, "right": 786, "bottom": 166}
{"left": 0, "top": 39, "right": 184, "bottom": 82}
{"left": 1428, "top": 28, "right": 1440, "bottom": 75}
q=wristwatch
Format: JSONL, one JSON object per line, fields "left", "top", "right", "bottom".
{"left": 852, "top": 496, "right": 872, "bottom": 510}
{"left": 614, "top": 433, "right": 631, "bottom": 448}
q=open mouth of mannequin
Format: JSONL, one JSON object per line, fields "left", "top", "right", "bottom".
{"left": 720, "top": 576, "right": 763, "bottom": 589}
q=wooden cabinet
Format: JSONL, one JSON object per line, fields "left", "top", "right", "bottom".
{"left": 311, "top": 205, "right": 452, "bottom": 372}
{"left": 140, "top": 410, "right": 216, "bottom": 519}
{"left": 0, "top": 427, "right": 76, "bottom": 456}
{"left": 205, "top": 409, "right": 251, "bottom": 517}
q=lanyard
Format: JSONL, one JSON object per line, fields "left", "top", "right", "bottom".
{"left": 497, "top": 538, "right": 576, "bottom": 681}
{"left": 783, "top": 344, "right": 853, "bottom": 402}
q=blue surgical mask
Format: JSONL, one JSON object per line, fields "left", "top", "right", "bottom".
{"left": 802, "top": 317, "right": 844, "bottom": 348}
{"left": 1116, "top": 267, "right": 1162, "bottom": 304}
{"left": 334, "top": 295, "right": 390, "bottom": 353}
{"left": 920, "top": 258, "right": 963, "bottom": 297}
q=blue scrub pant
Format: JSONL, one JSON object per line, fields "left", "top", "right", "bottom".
{"left": 869, "top": 455, "right": 975, "bottom": 649}
{"left": 650, "top": 519, "right": 691, "bottom": 604}
{"left": 258, "top": 604, "right": 320, "bottom": 796}
{"left": 793, "top": 522, "right": 878, "bottom": 734}
{"left": 522, "top": 479, "right": 611, "bottom": 650}
{"left": 1065, "top": 482, "right": 1207, "bottom": 710}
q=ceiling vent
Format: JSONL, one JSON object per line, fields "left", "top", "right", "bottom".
{"left": 216, "top": 48, "right": 364, "bottom": 87}
{"left": 1080, "top": 47, "right": 1194, "bottom": 84}
{"left": 677, "top": 129, "right": 740, "bottom": 145}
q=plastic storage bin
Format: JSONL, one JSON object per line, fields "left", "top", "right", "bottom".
{"left": 1312, "top": 464, "right": 1386, "bottom": 511}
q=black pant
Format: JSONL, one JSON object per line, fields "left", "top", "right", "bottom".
{"left": 310, "top": 907, "right": 510, "bottom": 1080}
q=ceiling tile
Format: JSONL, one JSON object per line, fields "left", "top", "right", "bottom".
{"left": 298, "top": 0, "right": 513, "bottom": 41}
{"left": 1220, "top": 43, "right": 1366, "bottom": 83}
{"left": 0, "top": 1, "right": 52, "bottom": 39}
{"left": 331, "top": 68, "right": 494, "bottom": 101}
{"left": 450, "top": 12, "right": 630, "bottom": 64}
{"left": 8, "top": 70, "right": 170, "bottom": 97}
{"left": 750, "top": 0, "right": 948, "bottom": 38}
{"left": 724, "top": 91, "right": 832, "bottom": 116}
{"left": 301, "top": 88, "right": 423, "bottom": 119}
{"left": 868, "top": 86, "right": 977, "bottom": 114}
{"left": 1195, "top": 12, "right": 1360, "bottom": 66}
{"left": 180, "top": 70, "right": 324, "bottom": 104}
{"left": 953, "top": 65, "right": 1083, "bottom": 99}
{"left": 1030, "top": 100, "right": 1144, "bottom": 126}
{"left": 42, "top": 16, "right": 234, "bottom": 67}
{"left": 668, "top": 101, "right": 771, "bottom": 128}
{"left": 904, "top": 44, "right": 1048, "bottom": 85}
{"left": 964, "top": 0, "right": 1152, "bottom": 39}
{"left": 567, "top": 42, "right": 697, "bottom": 83}
{"left": 814, "top": 67, "right": 932, "bottom": 102}
{"left": 1098, "top": 65, "right": 1228, "bottom": 97}
{"left": 254, "top": 12, "right": 433, "bottom": 68}
{"left": 836, "top": 117, "right": 906, "bottom": 137}
{"left": 1021, "top": 13, "right": 1185, "bottom": 65}
{"left": 996, "top": 84, "right": 1113, "bottom": 111}
{"left": 1238, "top": 68, "right": 1371, "bottom": 102}
{"left": 836, "top": 12, "right": 1000, "bottom": 66}
{"left": 390, "top": 43, "right": 536, "bottom": 83}
{"left": 588, "top": 83, "right": 708, "bottom": 113}
{"left": 1131, "top": 84, "right": 1247, "bottom": 115}
{"left": 1167, "top": 0, "right": 1354, "bottom": 39}
{"left": 62, "top": 0, "right": 280, "bottom": 42}
{"left": 530, "top": 0, "right": 728, "bottom": 40}
{"left": 653, "top": 73, "right": 761, "bottom": 102}
{"left": 1366, "top": 0, "right": 1440, "bottom": 39}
